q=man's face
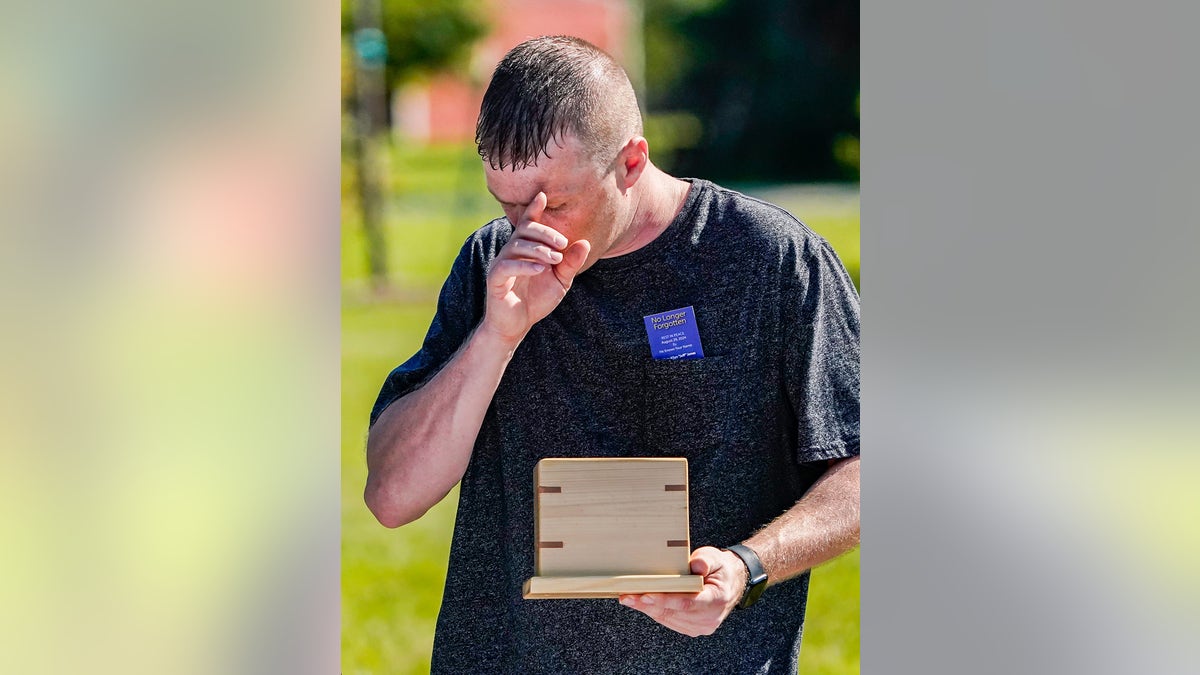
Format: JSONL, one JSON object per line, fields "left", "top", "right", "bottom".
{"left": 483, "top": 133, "right": 625, "bottom": 264}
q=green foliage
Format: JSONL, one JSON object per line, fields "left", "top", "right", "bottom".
{"left": 643, "top": 0, "right": 859, "bottom": 182}
{"left": 342, "top": 0, "right": 489, "bottom": 87}
{"left": 342, "top": 142, "right": 496, "bottom": 293}
{"left": 801, "top": 551, "right": 862, "bottom": 674}
{"left": 342, "top": 141, "right": 860, "bottom": 673}
{"left": 644, "top": 111, "right": 704, "bottom": 174}
{"left": 832, "top": 92, "right": 861, "bottom": 177}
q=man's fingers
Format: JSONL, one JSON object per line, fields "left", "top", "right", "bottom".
{"left": 512, "top": 221, "right": 568, "bottom": 249}
{"left": 506, "top": 239, "right": 563, "bottom": 265}
{"left": 619, "top": 595, "right": 720, "bottom": 638}
{"left": 488, "top": 259, "right": 546, "bottom": 285}
{"left": 622, "top": 596, "right": 673, "bottom": 621}
{"left": 620, "top": 592, "right": 700, "bottom": 613}
{"left": 521, "top": 191, "right": 547, "bottom": 226}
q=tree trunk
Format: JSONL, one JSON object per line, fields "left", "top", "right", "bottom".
{"left": 353, "top": 0, "right": 389, "bottom": 290}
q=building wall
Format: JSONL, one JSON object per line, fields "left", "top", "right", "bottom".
{"left": 394, "top": 0, "right": 636, "bottom": 143}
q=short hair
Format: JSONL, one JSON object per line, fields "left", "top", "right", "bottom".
{"left": 476, "top": 35, "right": 643, "bottom": 171}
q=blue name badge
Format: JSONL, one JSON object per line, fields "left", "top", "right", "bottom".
{"left": 643, "top": 305, "right": 706, "bottom": 360}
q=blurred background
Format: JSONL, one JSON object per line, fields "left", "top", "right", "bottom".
{"left": 4, "top": 2, "right": 1194, "bottom": 675}
{"left": 0, "top": 2, "right": 340, "bottom": 674}
{"left": 340, "top": 1, "right": 860, "bottom": 673}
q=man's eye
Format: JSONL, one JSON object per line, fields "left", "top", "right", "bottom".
{"left": 546, "top": 204, "right": 565, "bottom": 212}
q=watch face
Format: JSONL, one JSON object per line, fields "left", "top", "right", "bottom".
{"left": 741, "top": 578, "right": 767, "bottom": 608}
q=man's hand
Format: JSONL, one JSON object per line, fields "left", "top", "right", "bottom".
{"left": 482, "top": 192, "right": 591, "bottom": 343}
{"left": 618, "top": 546, "right": 747, "bottom": 637}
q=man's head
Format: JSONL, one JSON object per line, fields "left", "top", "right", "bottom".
{"left": 476, "top": 36, "right": 642, "bottom": 171}
{"left": 478, "top": 36, "right": 679, "bottom": 267}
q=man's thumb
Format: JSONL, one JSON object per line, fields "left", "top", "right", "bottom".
{"left": 689, "top": 549, "right": 716, "bottom": 577}
{"left": 555, "top": 239, "right": 591, "bottom": 283}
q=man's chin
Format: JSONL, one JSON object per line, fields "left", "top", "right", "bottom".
{"left": 577, "top": 254, "right": 599, "bottom": 274}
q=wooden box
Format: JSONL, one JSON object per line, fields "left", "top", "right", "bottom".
{"left": 523, "top": 457, "right": 705, "bottom": 599}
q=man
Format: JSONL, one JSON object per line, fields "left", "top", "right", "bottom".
{"left": 366, "top": 35, "right": 860, "bottom": 673}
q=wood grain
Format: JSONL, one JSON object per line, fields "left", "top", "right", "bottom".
{"left": 532, "top": 458, "right": 696, "bottom": 580}
{"left": 523, "top": 574, "right": 704, "bottom": 599}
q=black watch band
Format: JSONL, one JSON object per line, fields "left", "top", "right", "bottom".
{"left": 723, "top": 544, "right": 768, "bottom": 609}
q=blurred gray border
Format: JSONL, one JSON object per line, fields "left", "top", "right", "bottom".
{"left": 863, "top": 1, "right": 1200, "bottom": 673}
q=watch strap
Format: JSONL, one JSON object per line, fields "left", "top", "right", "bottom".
{"left": 723, "top": 544, "right": 768, "bottom": 609}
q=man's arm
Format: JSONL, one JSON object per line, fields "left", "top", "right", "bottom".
{"left": 742, "top": 455, "right": 861, "bottom": 579}
{"left": 620, "top": 456, "right": 860, "bottom": 637}
{"left": 364, "top": 193, "right": 591, "bottom": 528}
{"left": 365, "top": 325, "right": 521, "bottom": 528}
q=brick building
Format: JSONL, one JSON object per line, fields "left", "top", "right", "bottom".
{"left": 394, "top": 0, "right": 639, "bottom": 143}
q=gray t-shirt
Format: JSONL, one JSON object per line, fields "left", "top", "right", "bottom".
{"left": 371, "top": 179, "right": 860, "bottom": 673}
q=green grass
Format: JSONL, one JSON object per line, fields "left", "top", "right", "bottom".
{"left": 342, "top": 302, "right": 447, "bottom": 674}
{"left": 342, "top": 141, "right": 860, "bottom": 674}
{"left": 801, "top": 551, "right": 861, "bottom": 674}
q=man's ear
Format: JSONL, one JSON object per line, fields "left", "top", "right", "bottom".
{"left": 615, "top": 136, "right": 650, "bottom": 190}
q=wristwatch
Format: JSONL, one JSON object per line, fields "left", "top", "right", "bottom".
{"left": 722, "top": 544, "right": 768, "bottom": 609}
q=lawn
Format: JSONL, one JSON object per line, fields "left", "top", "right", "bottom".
{"left": 342, "top": 141, "right": 860, "bottom": 674}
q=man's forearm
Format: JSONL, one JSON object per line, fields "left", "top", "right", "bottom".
{"left": 364, "top": 324, "right": 521, "bottom": 528}
{"left": 617, "top": 456, "right": 859, "bottom": 635}
{"left": 741, "top": 456, "right": 860, "bottom": 584}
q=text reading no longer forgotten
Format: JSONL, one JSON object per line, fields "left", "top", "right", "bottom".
{"left": 649, "top": 311, "right": 688, "bottom": 330}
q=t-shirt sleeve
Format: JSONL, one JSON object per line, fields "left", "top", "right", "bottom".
{"left": 785, "top": 239, "right": 861, "bottom": 463}
{"left": 369, "top": 235, "right": 488, "bottom": 427}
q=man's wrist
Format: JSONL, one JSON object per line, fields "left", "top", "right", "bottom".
{"left": 726, "top": 550, "right": 750, "bottom": 601}
{"left": 722, "top": 544, "right": 768, "bottom": 609}
{"left": 475, "top": 319, "right": 526, "bottom": 353}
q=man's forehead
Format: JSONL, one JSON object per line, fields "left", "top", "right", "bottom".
{"left": 481, "top": 133, "right": 598, "bottom": 204}
{"left": 484, "top": 160, "right": 590, "bottom": 205}
{"left": 483, "top": 168, "right": 546, "bottom": 205}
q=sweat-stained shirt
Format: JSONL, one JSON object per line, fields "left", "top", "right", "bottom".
{"left": 370, "top": 179, "right": 860, "bottom": 674}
